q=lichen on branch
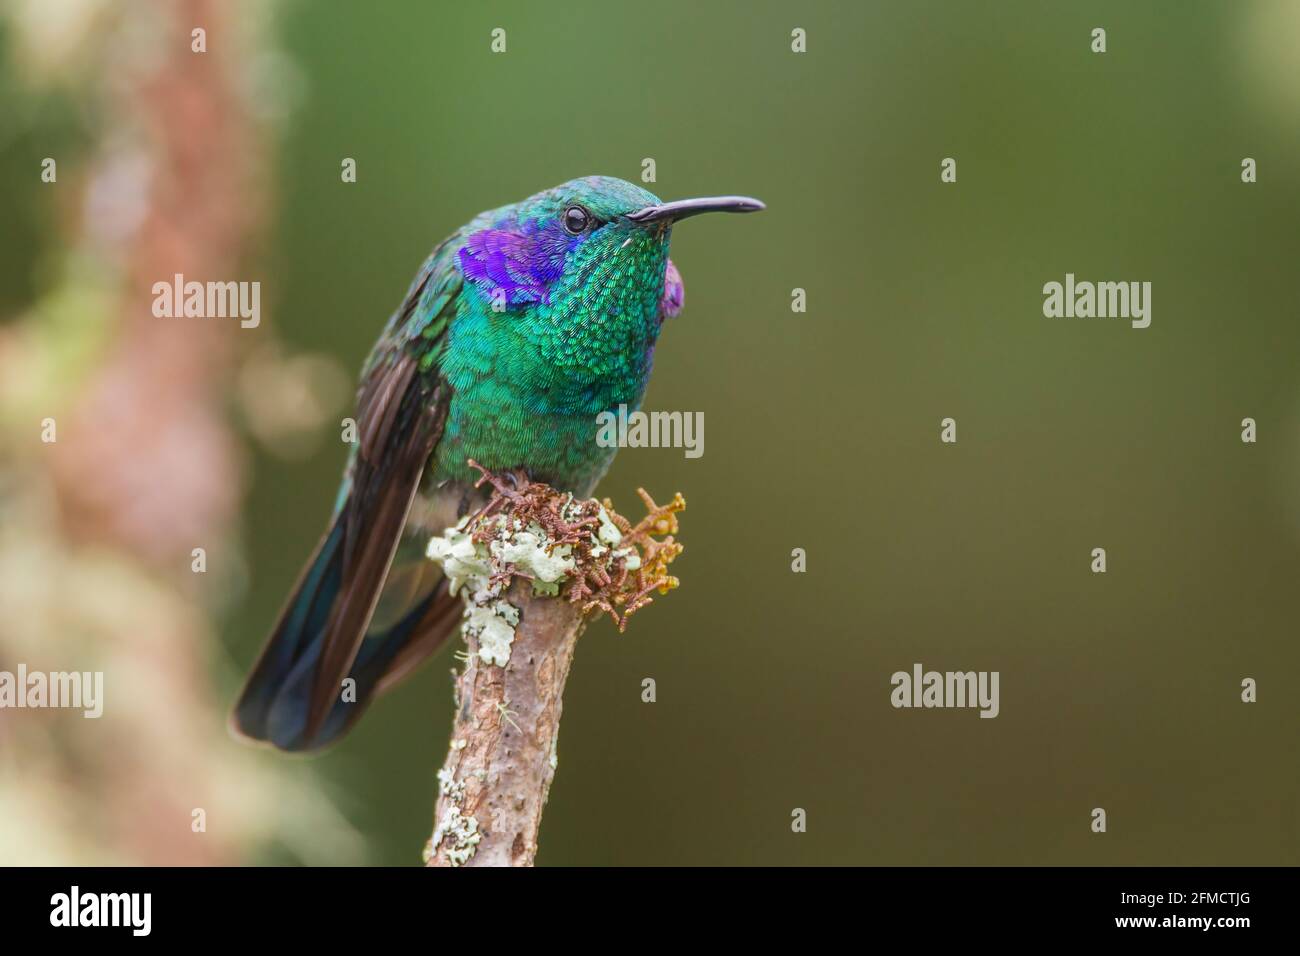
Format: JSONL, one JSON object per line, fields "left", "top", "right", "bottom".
{"left": 427, "top": 459, "right": 685, "bottom": 648}
{"left": 422, "top": 462, "right": 685, "bottom": 867}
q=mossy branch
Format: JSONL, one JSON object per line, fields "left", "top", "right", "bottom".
{"left": 422, "top": 464, "right": 684, "bottom": 867}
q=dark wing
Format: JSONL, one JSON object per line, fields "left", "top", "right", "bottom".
{"left": 299, "top": 240, "right": 465, "bottom": 741}
{"left": 232, "top": 233, "right": 469, "bottom": 750}
{"left": 300, "top": 355, "right": 446, "bottom": 738}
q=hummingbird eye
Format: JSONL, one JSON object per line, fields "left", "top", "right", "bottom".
{"left": 562, "top": 205, "right": 591, "bottom": 235}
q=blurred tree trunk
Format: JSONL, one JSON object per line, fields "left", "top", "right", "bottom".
{"left": 0, "top": 0, "right": 357, "bottom": 866}
{"left": 51, "top": 0, "right": 259, "bottom": 566}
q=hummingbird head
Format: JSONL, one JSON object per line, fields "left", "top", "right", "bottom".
{"left": 452, "top": 175, "right": 761, "bottom": 414}
{"left": 457, "top": 175, "right": 762, "bottom": 322}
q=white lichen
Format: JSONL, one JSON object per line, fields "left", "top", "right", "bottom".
{"left": 587, "top": 505, "right": 642, "bottom": 568}
{"left": 429, "top": 763, "right": 480, "bottom": 866}
{"left": 437, "top": 767, "right": 465, "bottom": 801}
{"left": 492, "top": 522, "right": 575, "bottom": 595}
{"left": 427, "top": 514, "right": 580, "bottom": 667}
{"left": 595, "top": 504, "right": 623, "bottom": 547}
{"left": 430, "top": 804, "right": 481, "bottom": 867}
{"left": 425, "top": 523, "right": 490, "bottom": 597}
{"left": 464, "top": 598, "right": 518, "bottom": 667}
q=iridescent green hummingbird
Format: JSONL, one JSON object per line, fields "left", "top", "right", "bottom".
{"left": 233, "top": 176, "right": 763, "bottom": 751}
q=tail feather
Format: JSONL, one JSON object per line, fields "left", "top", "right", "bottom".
{"left": 233, "top": 334, "right": 456, "bottom": 751}
{"left": 231, "top": 516, "right": 457, "bottom": 752}
{"left": 232, "top": 518, "right": 347, "bottom": 745}
{"left": 265, "top": 578, "right": 448, "bottom": 751}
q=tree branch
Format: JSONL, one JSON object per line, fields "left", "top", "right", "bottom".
{"left": 422, "top": 467, "right": 684, "bottom": 867}
{"left": 425, "top": 579, "right": 585, "bottom": 867}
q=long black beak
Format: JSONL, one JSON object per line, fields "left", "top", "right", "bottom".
{"left": 626, "top": 195, "right": 765, "bottom": 224}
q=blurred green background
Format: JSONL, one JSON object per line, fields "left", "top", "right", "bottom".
{"left": 2, "top": 0, "right": 1298, "bottom": 865}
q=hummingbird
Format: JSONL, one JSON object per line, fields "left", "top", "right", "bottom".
{"left": 232, "top": 176, "right": 763, "bottom": 751}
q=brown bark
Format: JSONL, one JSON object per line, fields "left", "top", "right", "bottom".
{"left": 425, "top": 580, "right": 589, "bottom": 867}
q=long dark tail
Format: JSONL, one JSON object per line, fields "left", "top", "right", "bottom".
{"left": 233, "top": 350, "right": 458, "bottom": 751}
{"left": 231, "top": 515, "right": 454, "bottom": 752}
